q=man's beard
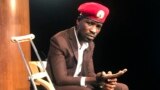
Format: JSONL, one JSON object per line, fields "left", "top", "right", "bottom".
{"left": 78, "top": 32, "right": 93, "bottom": 42}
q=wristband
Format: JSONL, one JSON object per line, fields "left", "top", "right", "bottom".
{"left": 80, "top": 77, "right": 86, "bottom": 87}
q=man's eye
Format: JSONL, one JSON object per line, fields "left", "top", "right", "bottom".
{"left": 87, "top": 21, "right": 94, "bottom": 26}
{"left": 97, "top": 25, "right": 102, "bottom": 29}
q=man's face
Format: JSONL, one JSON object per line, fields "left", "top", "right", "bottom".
{"left": 77, "top": 18, "right": 103, "bottom": 42}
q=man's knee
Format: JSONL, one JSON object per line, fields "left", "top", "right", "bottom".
{"left": 56, "top": 86, "right": 92, "bottom": 90}
{"left": 115, "top": 83, "right": 129, "bottom": 90}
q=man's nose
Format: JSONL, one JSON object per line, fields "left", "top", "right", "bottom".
{"left": 90, "top": 26, "right": 97, "bottom": 34}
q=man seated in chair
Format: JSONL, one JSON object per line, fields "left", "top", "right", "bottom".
{"left": 46, "top": 2, "right": 129, "bottom": 90}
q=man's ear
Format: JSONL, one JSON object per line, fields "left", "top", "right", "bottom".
{"left": 76, "top": 19, "right": 79, "bottom": 25}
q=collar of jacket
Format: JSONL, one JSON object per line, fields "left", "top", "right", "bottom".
{"left": 68, "top": 26, "right": 92, "bottom": 61}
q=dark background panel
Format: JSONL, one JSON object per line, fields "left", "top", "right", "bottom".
{"left": 29, "top": 0, "right": 160, "bottom": 89}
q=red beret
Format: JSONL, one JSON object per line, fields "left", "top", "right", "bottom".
{"left": 78, "top": 2, "right": 110, "bottom": 23}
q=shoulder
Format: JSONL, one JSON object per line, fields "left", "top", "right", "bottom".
{"left": 49, "top": 27, "right": 74, "bottom": 47}
{"left": 51, "top": 27, "right": 74, "bottom": 40}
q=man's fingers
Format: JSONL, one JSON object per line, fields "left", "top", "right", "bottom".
{"left": 96, "top": 68, "right": 128, "bottom": 79}
{"left": 102, "top": 71, "right": 112, "bottom": 77}
{"left": 102, "top": 71, "right": 107, "bottom": 76}
{"left": 107, "top": 71, "right": 112, "bottom": 74}
{"left": 104, "top": 68, "right": 128, "bottom": 79}
{"left": 121, "top": 68, "right": 128, "bottom": 73}
{"left": 105, "top": 83, "right": 116, "bottom": 89}
{"left": 107, "top": 78, "right": 117, "bottom": 82}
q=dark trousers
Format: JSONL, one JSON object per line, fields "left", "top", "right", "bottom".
{"left": 55, "top": 83, "right": 129, "bottom": 90}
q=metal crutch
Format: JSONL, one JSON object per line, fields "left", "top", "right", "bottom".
{"left": 11, "top": 34, "right": 55, "bottom": 90}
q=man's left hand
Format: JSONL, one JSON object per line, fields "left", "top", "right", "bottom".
{"left": 102, "top": 71, "right": 117, "bottom": 90}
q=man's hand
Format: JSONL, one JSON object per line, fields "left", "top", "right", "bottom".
{"left": 102, "top": 71, "right": 117, "bottom": 90}
{"left": 96, "top": 68, "right": 127, "bottom": 80}
{"left": 96, "top": 68, "right": 127, "bottom": 90}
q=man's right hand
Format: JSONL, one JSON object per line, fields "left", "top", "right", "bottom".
{"left": 96, "top": 68, "right": 127, "bottom": 80}
{"left": 96, "top": 68, "right": 127, "bottom": 89}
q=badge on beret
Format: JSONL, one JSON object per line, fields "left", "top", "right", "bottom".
{"left": 96, "top": 10, "right": 105, "bottom": 19}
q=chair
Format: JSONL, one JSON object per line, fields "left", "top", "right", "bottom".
{"left": 11, "top": 34, "right": 55, "bottom": 90}
{"left": 29, "top": 61, "right": 54, "bottom": 90}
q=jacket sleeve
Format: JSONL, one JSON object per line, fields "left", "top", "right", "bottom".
{"left": 86, "top": 42, "right": 96, "bottom": 77}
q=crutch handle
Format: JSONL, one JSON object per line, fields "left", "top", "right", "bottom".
{"left": 11, "top": 34, "right": 35, "bottom": 42}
